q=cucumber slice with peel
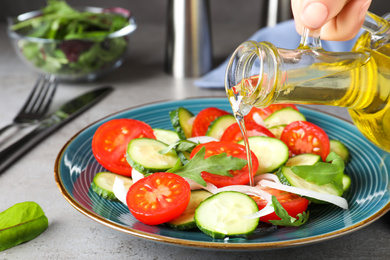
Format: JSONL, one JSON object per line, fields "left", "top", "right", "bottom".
{"left": 126, "top": 138, "right": 179, "bottom": 174}
{"left": 167, "top": 190, "right": 212, "bottom": 230}
{"left": 277, "top": 166, "right": 343, "bottom": 197}
{"left": 268, "top": 124, "right": 286, "bottom": 139}
{"left": 195, "top": 191, "right": 259, "bottom": 239}
{"left": 264, "top": 107, "right": 306, "bottom": 128}
{"left": 91, "top": 172, "right": 133, "bottom": 201}
{"left": 342, "top": 174, "right": 351, "bottom": 191}
{"left": 153, "top": 128, "right": 180, "bottom": 144}
{"left": 238, "top": 136, "right": 289, "bottom": 175}
{"left": 285, "top": 153, "right": 321, "bottom": 166}
{"left": 169, "top": 107, "right": 194, "bottom": 139}
{"left": 330, "top": 140, "right": 350, "bottom": 164}
{"left": 206, "top": 114, "right": 236, "bottom": 140}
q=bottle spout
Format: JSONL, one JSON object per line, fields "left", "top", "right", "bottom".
{"left": 225, "top": 41, "right": 281, "bottom": 116}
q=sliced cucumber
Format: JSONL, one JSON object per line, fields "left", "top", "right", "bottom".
{"left": 330, "top": 140, "right": 350, "bottom": 164}
{"left": 206, "top": 114, "right": 236, "bottom": 140}
{"left": 268, "top": 124, "right": 286, "bottom": 139}
{"left": 91, "top": 172, "right": 133, "bottom": 201}
{"left": 238, "top": 136, "right": 289, "bottom": 175}
{"left": 126, "top": 138, "right": 179, "bottom": 174}
{"left": 195, "top": 191, "right": 259, "bottom": 239}
{"left": 285, "top": 153, "right": 321, "bottom": 167}
{"left": 342, "top": 174, "right": 351, "bottom": 191}
{"left": 169, "top": 107, "right": 194, "bottom": 139}
{"left": 167, "top": 190, "right": 212, "bottom": 230}
{"left": 277, "top": 166, "right": 343, "bottom": 198}
{"left": 153, "top": 128, "right": 180, "bottom": 144}
{"left": 264, "top": 107, "right": 306, "bottom": 128}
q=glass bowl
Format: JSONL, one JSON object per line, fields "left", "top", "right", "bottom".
{"left": 7, "top": 6, "right": 137, "bottom": 82}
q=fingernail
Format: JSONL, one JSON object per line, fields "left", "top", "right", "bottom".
{"left": 358, "top": 0, "right": 371, "bottom": 21}
{"left": 302, "top": 2, "right": 329, "bottom": 29}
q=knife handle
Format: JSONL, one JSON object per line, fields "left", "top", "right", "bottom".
{"left": 0, "top": 124, "right": 58, "bottom": 174}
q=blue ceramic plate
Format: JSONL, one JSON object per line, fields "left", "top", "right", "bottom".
{"left": 55, "top": 98, "right": 390, "bottom": 250}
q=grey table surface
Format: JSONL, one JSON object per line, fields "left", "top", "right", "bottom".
{"left": 0, "top": 19, "right": 389, "bottom": 260}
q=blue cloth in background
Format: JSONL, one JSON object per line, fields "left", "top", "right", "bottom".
{"left": 194, "top": 20, "right": 360, "bottom": 89}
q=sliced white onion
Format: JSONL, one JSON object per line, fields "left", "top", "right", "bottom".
{"left": 183, "top": 177, "right": 203, "bottom": 190}
{"left": 252, "top": 112, "right": 266, "bottom": 126}
{"left": 187, "top": 136, "right": 219, "bottom": 144}
{"left": 259, "top": 179, "right": 349, "bottom": 209}
{"left": 183, "top": 178, "right": 219, "bottom": 193}
{"left": 254, "top": 173, "right": 281, "bottom": 185}
{"left": 216, "top": 185, "right": 272, "bottom": 201}
{"left": 245, "top": 203, "right": 275, "bottom": 219}
{"left": 131, "top": 168, "right": 144, "bottom": 184}
{"left": 113, "top": 177, "right": 128, "bottom": 206}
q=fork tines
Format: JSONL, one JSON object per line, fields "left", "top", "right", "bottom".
{"left": 16, "top": 74, "right": 58, "bottom": 121}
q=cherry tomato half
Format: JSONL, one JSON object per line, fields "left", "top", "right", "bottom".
{"left": 126, "top": 172, "right": 191, "bottom": 225}
{"left": 220, "top": 121, "right": 275, "bottom": 143}
{"left": 268, "top": 104, "right": 299, "bottom": 113}
{"left": 191, "top": 107, "right": 230, "bottom": 137}
{"left": 190, "top": 141, "right": 259, "bottom": 187}
{"left": 250, "top": 187, "right": 309, "bottom": 224}
{"left": 92, "top": 119, "right": 156, "bottom": 176}
{"left": 280, "top": 120, "right": 330, "bottom": 161}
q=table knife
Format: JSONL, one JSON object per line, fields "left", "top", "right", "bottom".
{"left": 0, "top": 86, "right": 113, "bottom": 173}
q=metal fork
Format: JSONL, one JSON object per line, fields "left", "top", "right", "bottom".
{"left": 0, "top": 74, "right": 58, "bottom": 136}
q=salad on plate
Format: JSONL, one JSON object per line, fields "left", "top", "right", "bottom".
{"left": 88, "top": 104, "right": 351, "bottom": 239}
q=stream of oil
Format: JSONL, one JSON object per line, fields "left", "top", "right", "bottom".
{"left": 234, "top": 112, "right": 255, "bottom": 187}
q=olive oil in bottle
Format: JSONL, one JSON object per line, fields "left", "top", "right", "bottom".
{"left": 225, "top": 12, "right": 390, "bottom": 154}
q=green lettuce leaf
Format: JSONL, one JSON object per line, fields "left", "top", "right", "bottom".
{"left": 0, "top": 202, "right": 49, "bottom": 251}
{"left": 291, "top": 152, "right": 345, "bottom": 194}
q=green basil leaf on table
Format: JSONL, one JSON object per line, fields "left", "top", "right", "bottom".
{"left": 0, "top": 201, "right": 48, "bottom": 251}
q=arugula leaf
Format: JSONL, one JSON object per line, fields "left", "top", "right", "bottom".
{"left": 269, "top": 196, "right": 309, "bottom": 227}
{"left": 291, "top": 152, "right": 345, "bottom": 194}
{"left": 169, "top": 147, "right": 248, "bottom": 186}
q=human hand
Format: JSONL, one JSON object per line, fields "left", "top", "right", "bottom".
{"left": 291, "top": 0, "right": 372, "bottom": 41}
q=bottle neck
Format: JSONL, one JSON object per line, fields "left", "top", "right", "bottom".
{"left": 225, "top": 41, "right": 280, "bottom": 116}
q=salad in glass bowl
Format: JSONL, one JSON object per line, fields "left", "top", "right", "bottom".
{"left": 7, "top": 0, "right": 136, "bottom": 81}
